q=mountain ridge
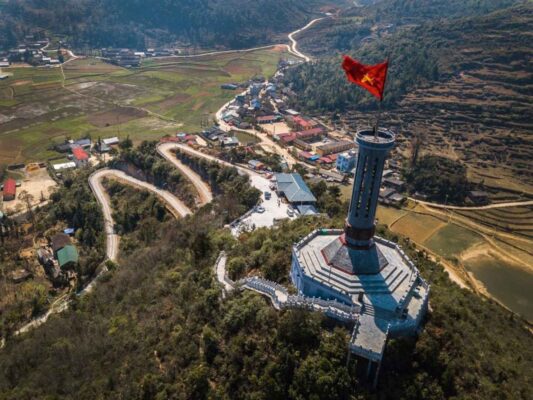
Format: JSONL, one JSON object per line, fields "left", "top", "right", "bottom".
{"left": 0, "top": 0, "right": 343, "bottom": 50}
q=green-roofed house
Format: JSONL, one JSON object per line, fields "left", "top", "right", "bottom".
{"left": 57, "top": 245, "right": 79, "bottom": 269}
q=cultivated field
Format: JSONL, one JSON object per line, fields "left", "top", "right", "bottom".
{"left": 0, "top": 46, "right": 295, "bottom": 165}
{"left": 372, "top": 202, "right": 533, "bottom": 322}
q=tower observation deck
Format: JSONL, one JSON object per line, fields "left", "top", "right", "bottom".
{"left": 290, "top": 127, "right": 429, "bottom": 377}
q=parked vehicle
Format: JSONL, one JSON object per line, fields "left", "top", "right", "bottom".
{"left": 256, "top": 206, "right": 266, "bottom": 213}
{"left": 287, "top": 208, "right": 294, "bottom": 217}
{"left": 264, "top": 191, "right": 271, "bottom": 200}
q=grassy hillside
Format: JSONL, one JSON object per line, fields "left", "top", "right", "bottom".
{"left": 0, "top": 0, "right": 342, "bottom": 50}
{"left": 0, "top": 194, "right": 531, "bottom": 399}
{"left": 284, "top": 3, "right": 533, "bottom": 193}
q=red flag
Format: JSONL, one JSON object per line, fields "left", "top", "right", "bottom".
{"left": 342, "top": 55, "right": 388, "bottom": 101}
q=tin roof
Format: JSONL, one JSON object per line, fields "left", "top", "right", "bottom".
{"left": 275, "top": 173, "right": 317, "bottom": 203}
{"left": 57, "top": 245, "right": 79, "bottom": 268}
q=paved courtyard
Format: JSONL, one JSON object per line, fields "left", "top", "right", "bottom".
{"left": 231, "top": 173, "right": 296, "bottom": 235}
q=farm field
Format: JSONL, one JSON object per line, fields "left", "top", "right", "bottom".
{"left": 0, "top": 46, "right": 295, "bottom": 165}
{"left": 464, "top": 254, "right": 533, "bottom": 322}
{"left": 373, "top": 202, "right": 533, "bottom": 322}
{"left": 424, "top": 224, "right": 483, "bottom": 260}
{"left": 389, "top": 211, "right": 445, "bottom": 244}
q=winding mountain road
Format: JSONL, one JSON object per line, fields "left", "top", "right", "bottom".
{"left": 150, "top": 16, "right": 326, "bottom": 62}
{"left": 157, "top": 143, "right": 214, "bottom": 206}
{"left": 2, "top": 15, "right": 328, "bottom": 345}
{"left": 287, "top": 17, "right": 325, "bottom": 62}
{"left": 89, "top": 169, "right": 192, "bottom": 261}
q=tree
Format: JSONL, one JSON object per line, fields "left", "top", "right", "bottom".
{"left": 410, "top": 132, "right": 423, "bottom": 168}
{"left": 119, "top": 135, "right": 133, "bottom": 150}
{"left": 18, "top": 190, "right": 35, "bottom": 225}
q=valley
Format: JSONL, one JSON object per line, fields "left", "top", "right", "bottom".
{"left": 0, "top": 46, "right": 296, "bottom": 165}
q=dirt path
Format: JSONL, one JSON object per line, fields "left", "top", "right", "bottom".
{"left": 410, "top": 198, "right": 533, "bottom": 211}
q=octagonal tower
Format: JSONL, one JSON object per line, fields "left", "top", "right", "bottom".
{"left": 290, "top": 128, "right": 429, "bottom": 369}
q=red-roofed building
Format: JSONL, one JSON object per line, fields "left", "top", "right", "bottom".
{"left": 298, "top": 151, "right": 314, "bottom": 160}
{"left": 319, "top": 156, "right": 334, "bottom": 165}
{"left": 256, "top": 115, "right": 278, "bottom": 124}
{"left": 72, "top": 146, "right": 89, "bottom": 167}
{"left": 3, "top": 178, "right": 16, "bottom": 201}
{"left": 291, "top": 115, "right": 319, "bottom": 131}
{"left": 278, "top": 133, "right": 297, "bottom": 145}
{"left": 295, "top": 128, "right": 324, "bottom": 142}
{"left": 177, "top": 134, "right": 197, "bottom": 143}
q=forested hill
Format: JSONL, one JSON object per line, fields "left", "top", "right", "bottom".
{"left": 284, "top": 2, "right": 533, "bottom": 192}
{"left": 285, "top": 1, "right": 530, "bottom": 111}
{"left": 0, "top": 0, "right": 339, "bottom": 50}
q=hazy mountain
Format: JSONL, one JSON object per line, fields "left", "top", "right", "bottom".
{"left": 0, "top": 0, "right": 342, "bottom": 49}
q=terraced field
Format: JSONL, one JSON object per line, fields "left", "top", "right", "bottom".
{"left": 374, "top": 203, "right": 533, "bottom": 321}
{"left": 454, "top": 206, "right": 533, "bottom": 241}
{"left": 0, "top": 46, "right": 294, "bottom": 165}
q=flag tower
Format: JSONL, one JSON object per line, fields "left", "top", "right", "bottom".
{"left": 288, "top": 56, "right": 429, "bottom": 386}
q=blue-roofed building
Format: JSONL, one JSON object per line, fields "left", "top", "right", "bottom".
{"left": 71, "top": 138, "right": 92, "bottom": 149}
{"left": 249, "top": 83, "right": 263, "bottom": 96}
{"left": 275, "top": 173, "right": 317, "bottom": 207}
{"left": 251, "top": 98, "right": 261, "bottom": 110}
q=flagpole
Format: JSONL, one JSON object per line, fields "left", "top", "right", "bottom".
{"left": 374, "top": 53, "right": 389, "bottom": 139}
{"left": 374, "top": 100, "right": 382, "bottom": 139}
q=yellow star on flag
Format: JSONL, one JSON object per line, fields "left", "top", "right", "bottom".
{"left": 361, "top": 73, "right": 374, "bottom": 84}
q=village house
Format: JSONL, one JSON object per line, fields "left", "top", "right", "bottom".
{"left": 289, "top": 115, "right": 319, "bottom": 131}
{"left": 383, "top": 177, "right": 406, "bottom": 192}
{"left": 248, "top": 160, "right": 265, "bottom": 170}
{"left": 468, "top": 190, "right": 490, "bottom": 205}
{"left": 221, "top": 136, "right": 240, "bottom": 148}
{"left": 256, "top": 115, "right": 279, "bottom": 124}
{"left": 57, "top": 245, "right": 79, "bottom": 270}
{"left": 2, "top": 178, "right": 16, "bottom": 201}
{"left": 102, "top": 137, "right": 120, "bottom": 146}
{"left": 336, "top": 150, "right": 357, "bottom": 173}
{"left": 52, "top": 162, "right": 77, "bottom": 173}
{"left": 221, "top": 83, "right": 239, "bottom": 90}
{"left": 316, "top": 140, "right": 355, "bottom": 156}
{"left": 72, "top": 147, "right": 89, "bottom": 167}
{"left": 293, "top": 138, "right": 313, "bottom": 151}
